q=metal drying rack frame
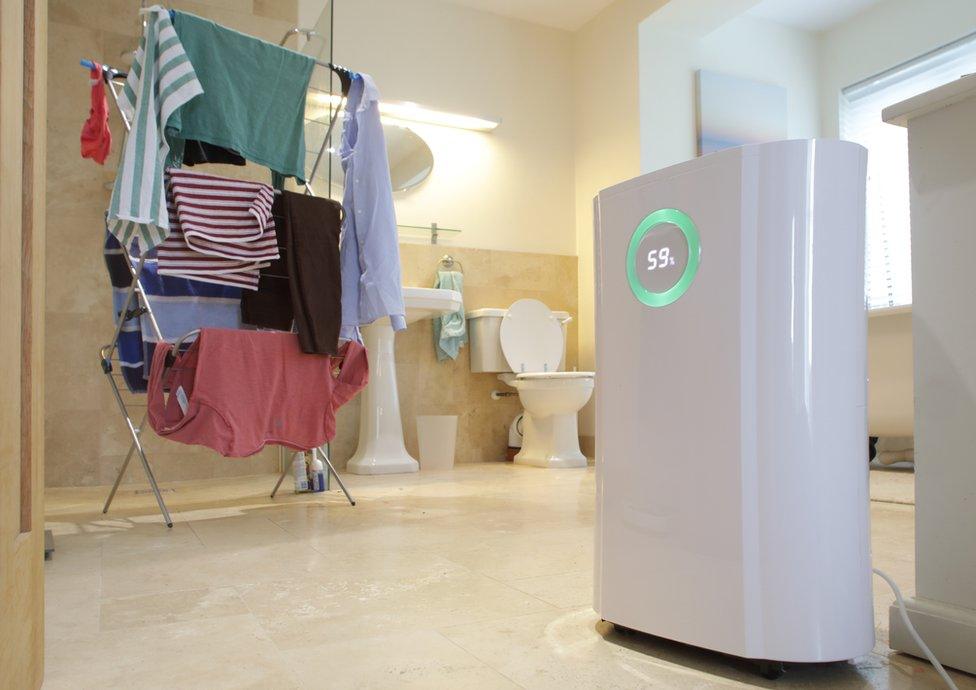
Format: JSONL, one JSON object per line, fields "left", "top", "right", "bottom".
{"left": 89, "top": 22, "right": 356, "bottom": 528}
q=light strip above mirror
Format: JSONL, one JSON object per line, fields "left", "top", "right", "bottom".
{"left": 309, "top": 92, "right": 500, "bottom": 132}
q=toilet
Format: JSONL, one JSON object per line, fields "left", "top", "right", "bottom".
{"left": 467, "top": 299, "right": 595, "bottom": 468}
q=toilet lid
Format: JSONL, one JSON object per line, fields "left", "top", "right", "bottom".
{"left": 499, "top": 299, "right": 563, "bottom": 374}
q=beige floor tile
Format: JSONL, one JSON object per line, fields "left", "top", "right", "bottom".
{"left": 281, "top": 630, "right": 520, "bottom": 689}
{"left": 185, "top": 513, "right": 298, "bottom": 550}
{"left": 509, "top": 569, "right": 593, "bottom": 609}
{"left": 870, "top": 467, "right": 916, "bottom": 505}
{"left": 43, "top": 614, "right": 300, "bottom": 690}
{"left": 431, "top": 527, "right": 592, "bottom": 582}
{"left": 237, "top": 563, "right": 556, "bottom": 651}
{"left": 99, "top": 541, "right": 335, "bottom": 599}
{"left": 100, "top": 587, "right": 249, "bottom": 631}
{"left": 46, "top": 580, "right": 102, "bottom": 643}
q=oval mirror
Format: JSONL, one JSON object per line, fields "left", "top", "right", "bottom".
{"left": 384, "top": 125, "right": 434, "bottom": 192}
{"left": 306, "top": 119, "right": 434, "bottom": 194}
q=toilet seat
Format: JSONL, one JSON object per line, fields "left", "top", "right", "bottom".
{"left": 499, "top": 299, "right": 563, "bottom": 374}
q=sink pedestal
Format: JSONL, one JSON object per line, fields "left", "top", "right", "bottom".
{"left": 345, "top": 320, "right": 420, "bottom": 475}
{"left": 346, "top": 287, "right": 463, "bottom": 476}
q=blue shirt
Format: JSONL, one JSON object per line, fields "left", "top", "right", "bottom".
{"left": 339, "top": 73, "right": 406, "bottom": 340}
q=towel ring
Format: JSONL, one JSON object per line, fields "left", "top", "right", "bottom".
{"left": 438, "top": 254, "right": 463, "bottom": 273}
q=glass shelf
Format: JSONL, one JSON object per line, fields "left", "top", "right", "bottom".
{"left": 397, "top": 223, "right": 460, "bottom": 245}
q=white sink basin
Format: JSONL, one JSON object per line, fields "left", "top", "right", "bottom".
{"left": 345, "top": 286, "right": 464, "bottom": 476}
{"left": 403, "top": 286, "right": 463, "bottom": 324}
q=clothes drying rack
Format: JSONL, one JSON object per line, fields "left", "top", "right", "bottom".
{"left": 89, "top": 27, "right": 356, "bottom": 528}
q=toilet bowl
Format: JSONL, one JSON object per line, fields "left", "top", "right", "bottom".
{"left": 510, "top": 372, "right": 594, "bottom": 468}
{"left": 475, "top": 299, "right": 594, "bottom": 469}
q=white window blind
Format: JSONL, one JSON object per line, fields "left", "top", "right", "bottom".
{"left": 840, "top": 31, "right": 976, "bottom": 310}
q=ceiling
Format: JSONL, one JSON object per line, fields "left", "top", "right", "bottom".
{"left": 436, "top": 0, "right": 617, "bottom": 31}
{"left": 438, "top": 0, "right": 887, "bottom": 33}
{"left": 747, "top": 0, "right": 885, "bottom": 31}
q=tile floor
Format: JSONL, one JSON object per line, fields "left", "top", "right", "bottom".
{"left": 43, "top": 465, "right": 973, "bottom": 689}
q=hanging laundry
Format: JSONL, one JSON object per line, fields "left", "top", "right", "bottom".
{"left": 106, "top": 6, "right": 202, "bottom": 251}
{"left": 240, "top": 218, "right": 293, "bottom": 332}
{"left": 167, "top": 10, "right": 314, "bottom": 184}
{"left": 147, "top": 329, "right": 368, "bottom": 457}
{"left": 156, "top": 169, "right": 279, "bottom": 290}
{"left": 136, "top": 250, "right": 244, "bottom": 346}
{"left": 80, "top": 62, "right": 111, "bottom": 165}
{"left": 104, "top": 235, "right": 148, "bottom": 393}
{"left": 339, "top": 73, "right": 406, "bottom": 340}
{"left": 181, "top": 140, "right": 246, "bottom": 167}
{"left": 104, "top": 232, "right": 243, "bottom": 392}
{"left": 241, "top": 191, "right": 343, "bottom": 355}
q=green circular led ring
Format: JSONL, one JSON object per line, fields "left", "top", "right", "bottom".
{"left": 626, "top": 208, "right": 701, "bottom": 307}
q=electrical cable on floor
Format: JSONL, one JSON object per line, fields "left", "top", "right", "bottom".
{"left": 873, "top": 568, "right": 958, "bottom": 690}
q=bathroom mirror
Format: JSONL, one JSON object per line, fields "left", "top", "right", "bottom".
{"left": 306, "top": 118, "right": 434, "bottom": 194}
{"left": 384, "top": 125, "right": 435, "bottom": 192}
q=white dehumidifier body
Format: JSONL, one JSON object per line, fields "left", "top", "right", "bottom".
{"left": 593, "top": 139, "right": 873, "bottom": 664}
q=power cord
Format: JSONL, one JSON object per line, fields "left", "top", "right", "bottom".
{"left": 873, "top": 568, "right": 958, "bottom": 690}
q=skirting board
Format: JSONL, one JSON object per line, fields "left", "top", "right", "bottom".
{"left": 889, "top": 596, "right": 976, "bottom": 675}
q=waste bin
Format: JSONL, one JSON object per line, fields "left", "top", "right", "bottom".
{"left": 416, "top": 415, "right": 458, "bottom": 470}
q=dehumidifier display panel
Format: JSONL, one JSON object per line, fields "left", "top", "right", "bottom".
{"left": 626, "top": 209, "right": 700, "bottom": 307}
{"left": 596, "top": 153, "right": 750, "bottom": 652}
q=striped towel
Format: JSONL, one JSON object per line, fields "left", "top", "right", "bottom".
{"left": 107, "top": 6, "right": 203, "bottom": 251}
{"left": 157, "top": 169, "right": 279, "bottom": 290}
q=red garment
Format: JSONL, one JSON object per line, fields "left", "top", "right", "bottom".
{"left": 80, "top": 64, "right": 111, "bottom": 164}
{"left": 147, "top": 329, "right": 368, "bottom": 457}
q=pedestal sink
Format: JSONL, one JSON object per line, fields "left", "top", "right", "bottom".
{"left": 345, "top": 287, "right": 463, "bottom": 475}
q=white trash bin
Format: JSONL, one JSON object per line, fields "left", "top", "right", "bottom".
{"left": 416, "top": 415, "right": 458, "bottom": 470}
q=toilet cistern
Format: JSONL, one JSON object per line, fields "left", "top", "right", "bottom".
{"left": 345, "top": 287, "right": 462, "bottom": 476}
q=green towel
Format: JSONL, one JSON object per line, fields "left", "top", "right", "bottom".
{"left": 433, "top": 271, "right": 466, "bottom": 361}
{"left": 167, "top": 10, "right": 315, "bottom": 183}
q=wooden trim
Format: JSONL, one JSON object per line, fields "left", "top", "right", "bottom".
{"left": 19, "top": 0, "right": 34, "bottom": 534}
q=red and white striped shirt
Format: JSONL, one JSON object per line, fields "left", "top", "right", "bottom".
{"left": 157, "top": 169, "right": 279, "bottom": 290}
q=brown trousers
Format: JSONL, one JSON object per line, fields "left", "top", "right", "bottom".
{"left": 241, "top": 191, "right": 342, "bottom": 355}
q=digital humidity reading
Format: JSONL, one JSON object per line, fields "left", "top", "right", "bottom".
{"left": 626, "top": 208, "right": 701, "bottom": 307}
{"left": 647, "top": 247, "right": 676, "bottom": 271}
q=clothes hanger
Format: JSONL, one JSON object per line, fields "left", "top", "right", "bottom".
{"left": 278, "top": 28, "right": 353, "bottom": 96}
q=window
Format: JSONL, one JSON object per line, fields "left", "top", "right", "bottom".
{"left": 840, "top": 32, "right": 976, "bottom": 310}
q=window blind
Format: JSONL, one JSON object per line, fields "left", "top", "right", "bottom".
{"left": 840, "top": 31, "right": 976, "bottom": 310}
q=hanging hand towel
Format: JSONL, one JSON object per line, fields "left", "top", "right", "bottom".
{"left": 432, "top": 271, "right": 466, "bottom": 361}
{"left": 80, "top": 63, "right": 111, "bottom": 164}
{"left": 106, "top": 6, "right": 203, "bottom": 251}
{"left": 167, "top": 10, "right": 314, "bottom": 184}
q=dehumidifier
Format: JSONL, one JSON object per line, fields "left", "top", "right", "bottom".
{"left": 593, "top": 140, "right": 874, "bottom": 672}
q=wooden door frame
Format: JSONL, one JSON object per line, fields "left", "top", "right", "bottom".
{"left": 0, "top": 1, "right": 46, "bottom": 688}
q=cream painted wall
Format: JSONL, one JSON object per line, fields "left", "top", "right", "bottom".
{"left": 572, "top": 0, "right": 668, "bottom": 439}
{"left": 299, "top": 0, "right": 576, "bottom": 256}
{"left": 639, "top": 1, "right": 821, "bottom": 174}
